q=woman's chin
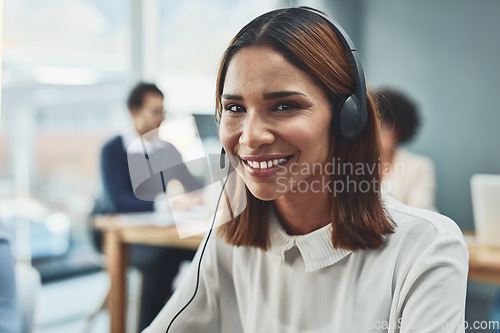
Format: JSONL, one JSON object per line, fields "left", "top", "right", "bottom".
{"left": 247, "top": 187, "right": 284, "bottom": 202}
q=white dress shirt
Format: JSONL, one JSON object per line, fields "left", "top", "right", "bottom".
{"left": 144, "top": 197, "right": 468, "bottom": 333}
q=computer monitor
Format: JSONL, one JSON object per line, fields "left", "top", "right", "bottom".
{"left": 192, "top": 113, "right": 220, "bottom": 155}
{"left": 471, "top": 174, "right": 500, "bottom": 247}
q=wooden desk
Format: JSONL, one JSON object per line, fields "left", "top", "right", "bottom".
{"left": 464, "top": 233, "right": 500, "bottom": 285}
{"left": 95, "top": 218, "right": 500, "bottom": 333}
{"left": 94, "top": 213, "right": 203, "bottom": 333}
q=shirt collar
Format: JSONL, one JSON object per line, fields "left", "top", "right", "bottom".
{"left": 267, "top": 207, "right": 352, "bottom": 273}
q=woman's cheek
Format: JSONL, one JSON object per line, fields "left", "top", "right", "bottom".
{"left": 219, "top": 120, "right": 240, "bottom": 152}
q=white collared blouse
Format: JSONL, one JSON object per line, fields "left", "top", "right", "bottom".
{"left": 144, "top": 198, "right": 468, "bottom": 333}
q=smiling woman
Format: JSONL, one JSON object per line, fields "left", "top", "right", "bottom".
{"left": 143, "top": 7, "right": 468, "bottom": 333}
{"left": 215, "top": 10, "right": 390, "bottom": 246}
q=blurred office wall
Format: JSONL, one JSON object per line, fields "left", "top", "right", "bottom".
{"left": 0, "top": 0, "right": 285, "bottom": 275}
{"left": 320, "top": 0, "right": 500, "bottom": 230}
{"left": 1, "top": 0, "right": 129, "bottom": 269}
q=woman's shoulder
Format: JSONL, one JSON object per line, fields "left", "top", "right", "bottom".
{"left": 384, "top": 196, "right": 466, "bottom": 252}
{"left": 380, "top": 197, "right": 469, "bottom": 302}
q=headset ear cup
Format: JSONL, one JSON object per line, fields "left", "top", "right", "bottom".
{"left": 339, "top": 95, "right": 366, "bottom": 140}
{"left": 332, "top": 98, "right": 345, "bottom": 136}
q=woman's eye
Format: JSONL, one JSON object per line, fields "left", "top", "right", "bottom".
{"left": 274, "top": 102, "right": 298, "bottom": 111}
{"left": 224, "top": 104, "right": 246, "bottom": 113}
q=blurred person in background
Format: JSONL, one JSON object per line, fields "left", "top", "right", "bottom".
{"left": 376, "top": 88, "right": 436, "bottom": 211}
{"left": 0, "top": 231, "right": 21, "bottom": 333}
{"left": 92, "top": 82, "right": 200, "bottom": 330}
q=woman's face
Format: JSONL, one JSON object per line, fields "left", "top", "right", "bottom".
{"left": 219, "top": 46, "right": 333, "bottom": 201}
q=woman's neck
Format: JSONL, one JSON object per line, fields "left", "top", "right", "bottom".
{"left": 274, "top": 175, "right": 331, "bottom": 235}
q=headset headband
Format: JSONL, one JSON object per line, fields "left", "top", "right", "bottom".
{"left": 302, "top": 7, "right": 368, "bottom": 139}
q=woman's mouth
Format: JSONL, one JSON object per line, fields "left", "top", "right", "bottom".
{"left": 243, "top": 156, "right": 291, "bottom": 169}
{"left": 239, "top": 154, "right": 293, "bottom": 177}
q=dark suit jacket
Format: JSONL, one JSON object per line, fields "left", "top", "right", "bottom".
{"left": 94, "top": 135, "right": 200, "bottom": 214}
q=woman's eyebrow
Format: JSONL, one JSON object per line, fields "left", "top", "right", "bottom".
{"left": 263, "top": 91, "right": 305, "bottom": 99}
{"left": 221, "top": 93, "right": 243, "bottom": 100}
{"left": 221, "top": 91, "right": 306, "bottom": 101}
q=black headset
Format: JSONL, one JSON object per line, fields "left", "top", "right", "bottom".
{"left": 306, "top": 7, "right": 368, "bottom": 140}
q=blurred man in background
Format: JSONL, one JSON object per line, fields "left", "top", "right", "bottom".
{"left": 92, "top": 82, "right": 199, "bottom": 330}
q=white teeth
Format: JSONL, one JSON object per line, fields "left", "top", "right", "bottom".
{"left": 246, "top": 157, "right": 289, "bottom": 169}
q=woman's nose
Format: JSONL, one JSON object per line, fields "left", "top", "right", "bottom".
{"left": 239, "top": 112, "right": 275, "bottom": 149}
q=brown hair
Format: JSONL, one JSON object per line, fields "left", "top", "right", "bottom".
{"left": 215, "top": 7, "right": 394, "bottom": 251}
